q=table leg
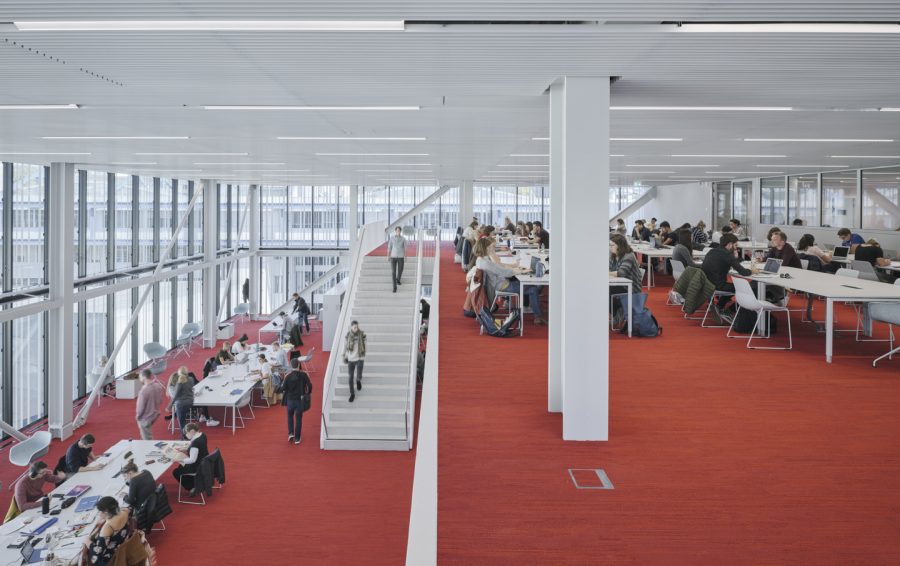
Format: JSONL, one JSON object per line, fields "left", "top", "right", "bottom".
{"left": 519, "top": 285, "right": 525, "bottom": 336}
{"left": 627, "top": 286, "right": 632, "bottom": 337}
{"left": 232, "top": 406, "right": 236, "bottom": 435}
{"left": 826, "top": 298, "right": 834, "bottom": 363}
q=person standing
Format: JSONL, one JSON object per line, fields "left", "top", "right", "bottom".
{"left": 388, "top": 226, "right": 407, "bottom": 293}
{"left": 292, "top": 294, "right": 311, "bottom": 334}
{"left": 135, "top": 369, "right": 165, "bottom": 440}
{"left": 242, "top": 277, "right": 250, "bottom": 303}
{"left": 166, "top": 373, "right": 195, "bottom": 439}
{"left": 281, "top": 360, "right": 313, "bottom": 444}
{"left": 344, "top": 321, "right": 367, "bottom": 403}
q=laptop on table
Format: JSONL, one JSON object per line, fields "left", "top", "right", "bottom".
{"left": 760, "top": 258, "right": 783, "bottom": 274}
{"left": 832, "top": 246, "right": 849, "bottom": 259}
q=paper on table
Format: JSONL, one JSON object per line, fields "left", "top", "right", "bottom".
{"left": 0, "top": 515, "right": 27, "bottom": 535}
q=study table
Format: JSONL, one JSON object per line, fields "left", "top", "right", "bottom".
{"left": 631, "top": 243, "right": 709, "bottom": 288}
{"left": 194, "top": 358, "right": 262, "bottom": 435}
{"left": 734, "top": 266, "right": 900, "bottom": 363}
{"left": 257, "top": 311, "right": 299, "bottom": 346}
{"left": 0, "top": 439, "right": 177, "bottom": 565}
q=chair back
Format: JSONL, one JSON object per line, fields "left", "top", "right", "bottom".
{"left": 234, "top": 303, "right": 250, "bottom": 315}
{"left": 869, "top": 303, "right": 900, "bottom": 326}
{"left": 184, "top": 323, "right": 202, "bottom": 337}
{"left": 732, "top": 278, "right": 764, "bottom": 311}
{"left": 143, "top": 342, "right": 166, "bottom": 359}
{"left": 9, "top": 431, "right": 52, "bottom": 467}
{"left": 153, "top": 483, "right": 173, "bottom": 522}
{"left": 671, "top": 259, "right": 685, "bottom": 281}
{"left": 836, "top": 268, "right": 860, "bottom": 279}
{"left": 800, "top": 259, "right": 809, "bottom": 270}
{"left": 850, "top": 260, "right": 880, "bottom": 282}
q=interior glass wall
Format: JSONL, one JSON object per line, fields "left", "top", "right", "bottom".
{"left": 862, "top": 167, "right": 900, "bottom": 231}
{"left": 12, "top": 311, "right": 44, "bottom": 428}
{"left": 821, "top": 171, "right": 858, "bottom": 228}
{"left": 788, "top": 174, "right": 819, "bottom": 227}
{"left": 137, "top": 176, "right": 154, "bottom": 265}
{"left": 11, "top": 163, "right": 46, "bottom": 290}
{"left": 760, "top": 176, "right": 787, "bottom": 225}
{"left": 114, "top": 174, "right": 134, "bottom": 270}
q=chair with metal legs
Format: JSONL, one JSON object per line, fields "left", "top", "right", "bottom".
{"left": 726, "top": 277, "right": 792, "bottom": 350}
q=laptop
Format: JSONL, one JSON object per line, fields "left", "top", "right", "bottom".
{"left": 832, "top": 246, "right": 849, "bottom": 258}
{"left": 21, "top": 539, "right": 45, "bottom": 564}
{"left": 761, "top": 258, "right": 783, "bottom": 274}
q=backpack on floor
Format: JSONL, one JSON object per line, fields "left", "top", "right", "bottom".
{"left": 624, "top": 293, "right": 662, "bottom": 337}
{"left": 478, "top": 306, "right": 520, "bottom": 337}
{"left": 732, "top": 307, "right": 778, "bottom": 335}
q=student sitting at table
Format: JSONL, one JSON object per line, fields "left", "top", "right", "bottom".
{"left": 464, "top": 219, "right": 480, "bottom": 241}
{"left": 473, "top": 238, "right": 545, "bottom": 325}
{"left": 614, "top": 218, "right": 627, "bottom": 235}
{"left": 503, "top": 216, "right": 516, "bottom": 233}
{"left": 701, "top": 233, "right": 752, "bottom": 311}
{"left": 632, "top": 220, "right": 651, "bottom": 242}
{"left": 796, "top": 234, "right": 835, "bottom": 272}
{"left": 12, "top": 461, "right": 65, "bottom": 513}
{"left": 65, "top": 433, "right": 99, "bottom": 474}
{"left": 270, "top": 339, "right": 289, "bottom": 369}
{"left": 609, "top": 234, "right": 643, "bottom": 328}
{"left": 532, "top": 221, "right": 550, "bottom": 250}
{"left": 121, "top": 462, "right": 155, "bottom": 509}
{"left": 169, "top": 423, "right": 208, "bottom": 491}
{"left": 766, "top": 226, "right": 782, "bottom": 245}
{"left": 691, "top": 221, "right": 709, "bottom": 246}
{"left": 766, "top": 230, "right": 803, "bottom": 269}
{"left": 854, "top": 238, "right": 888, "bottom": 266}
{"left": 837, "top": 227, "right": 865, "bottom": 253}
{"left": 656, "top": 221, "right": 677, "bottom": 246}
{"left": 729, "top": 218, "right": 748, "bottom": 240}
{"left": 231, "top": 334, "right": 250, "bottom": 355}
{"left": 84, "top": 496, "right": 132, "bottom": 566}
{"left": 258, "top": 353, "right": 279, "bottom": 405}
{"left": 217, "top": 342, "right": 235, "bottom": 364}
{"left": 672, "top": 229, "right": 696, "bottom": 270}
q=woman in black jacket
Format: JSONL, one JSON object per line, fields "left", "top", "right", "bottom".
{"left": 281, "top": 360, "right": 313, "bottom": 445}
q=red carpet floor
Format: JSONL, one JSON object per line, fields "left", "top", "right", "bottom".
{"left": 1, "top": 318, "right": 415, "bottom": 565}
{"left": 437, "top": 245, "right": 900, "bottom": 565}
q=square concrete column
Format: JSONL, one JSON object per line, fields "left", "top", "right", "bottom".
{"left": 459, "top": 180, "right": 473, "bottom": 227}
{"left": 47, "top": 162, "right": 75, "bottom": 440}
{"left": 248, "top": 184, "right": 260, "bottom": 316}
{"left": 552, "top": 77, "right": 610, "bottom": 441}
{"left": 548, "top": 86, "right": 564, "bottom": 414}
{"left": 201, "top": 179, "right": 218, "bottom": 347}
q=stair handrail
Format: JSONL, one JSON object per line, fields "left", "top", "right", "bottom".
{"left": 320, "top": 221, "right": 388, "bottom": 447}
{"left": 405, "top": 230, "right": 426, "bottom": 448}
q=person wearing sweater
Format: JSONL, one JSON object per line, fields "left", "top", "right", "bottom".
{"left": 168, "top": 423, "right": 208, "bottom": 491}
{"left": 701, "top": 233, "right": 752, "bottom": 308}
{"left": 281, "top": 360, "right": 313, "bottom": 444}
{"left": 609, "top": 234, "right": 643, "bottom": 295}
{"left": 344, "top": 321, "right": 367, "bottom": 403}
{"left": 13, "top": 461, "right": 65, "bottom": 511}
{"left": 135, "top": 369, "right": 165, "bottom": 440}
{"left": 672, "top": 229, "right": 697, "bottom": 271}
{"left": 388, "top": 226, "right": 408, "bottom": 293}
{"left": 167, "top": 373, "right": 195, "bottom": 439}
{"left": 121, "top": 462, "right": 155, "bottom": 509}
{"left": 473, "top": 238, "right": 545, "bottom": 325}
{"left": 766, "top": 230, "right": 803, "bottom": 269}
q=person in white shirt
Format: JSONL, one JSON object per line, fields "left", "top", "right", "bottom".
{"left": 231, "top": 334, "right": 249, "bottom": 355}
{"left": 269, "top": 340, "right": 289, "bottom": 369}
{"left": 257, "top": 354, "right": 278, "bottom": 405}
{"left": 729, "top": 218, "right": 747, "bottom": 240}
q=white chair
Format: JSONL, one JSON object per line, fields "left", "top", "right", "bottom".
{"left": 7, "top": 431, "right": 53, "bottom": 493}
{"left": 870, "top": 302, "right": 900, "bottom": 367}
{"left": 667, "top": 260, "right": 686, "bottom": 306}
{"left": 800, "top": 259, "right": 809, "bottom": 270}
{"left": 296, "top": 347, "right": 318, "bottom": 373}
{"left": 143, "top": 342, "right": 168, "bottom": 375}
{"left": 233, "top": 303, "right": 250, "bottom": 323}
{"left": 183, "top": 323, "right": 202, "bottom": 347}
{"left": 702, "top": 290, "right": 735, "bottom": 328}
{"left": 850, "top": 260, "right": 880, "bottom": 282}
{"left": 836, "top": 268, "right": 860, "bottom": 279}
{"left": 173, "top": 328, "right": 194, "bottom": 359}
{"left": 727, "top": 277, "right": 792, "bottom": 349}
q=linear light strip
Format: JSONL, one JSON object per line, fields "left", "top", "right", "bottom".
{"left": 626, "top": 164, "right": 718, "bottom": 168}
{"left": 279, "top": 136, "right": 425, "bottom": 141}
{"left": 340, "top": 163, "right": 433, "bottom": 166}
{"left": 676, "top": 23, "right": 900, "bottom": 34}
{"left": 0, "top": 104, "right": 79, "bottom": 110}
{"left": 193, "top": 162, "right": 285, "bottom": 166}
{"left": 533, "top": 137, "right": 682, "bottom": 142}
{"left": 671, "top": 154, "right": 787, "bottom": 158}
{"left": 316, "top": 153, "right": 428, "bottom": 156}
{"left": 830, "top": 155, "right": 900, "bottom": 158}
{"left": 206, "top": 105, "right": 418, "bottom": 111}
{"left": 134, "top": 152, "right": 249, "bottom": 156}
{"left": 612, "top": 106, "right": 793, "bottom": 111}
{"left": 14, "top": 20, "right": 406, "bottom": 32}
{"left": 43, "top": 136, "right": 189, "bottom": 140}
{"left": 0, "top": 151, "right": 92, "bottom": 155}
{"left": 744, "top": 138, "right": 893, "bottom": 142}
{"left": 358, "top": 169, "right": 433, "bottom": 173}
{"left": 757, "top": 164, "right": 849, "bottom": 168}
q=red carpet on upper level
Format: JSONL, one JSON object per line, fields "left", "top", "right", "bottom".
{"left": 1, "top": 318, "right": 416, "bottom": 565}
{"left": 437, "top": 245, "right": 900, "bottom": 564}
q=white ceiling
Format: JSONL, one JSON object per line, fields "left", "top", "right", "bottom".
{"left": 3, "top": 2, "right": 900, "bottom": 187}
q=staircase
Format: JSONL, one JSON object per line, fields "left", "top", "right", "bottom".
{"left": 322, "top": 255, "right": 419, "bottom": 450}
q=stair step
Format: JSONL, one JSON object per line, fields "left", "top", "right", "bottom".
{"left": 325, "top": 420, "right": 406, "bottom": 436}
{"left": 340, "top": 362, "right": 407, "bottom": 374}
{"left": 330, "top": 407, "right": 406, "bottom": 420}
{"left": 336, "top": 375, "right": 407, "bottom": 385}
{"left": 334, "top": 382, "right": 407, "bottom": 394}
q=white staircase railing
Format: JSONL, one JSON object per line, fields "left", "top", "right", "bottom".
{"left": 406, "top": 230, "right": 426, "bottom": 448}
{"left": 319, "top": 221, "right": 388, "bottom": 447}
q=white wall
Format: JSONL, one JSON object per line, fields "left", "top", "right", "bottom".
{"left": 757, "top": 223, "right": 900, "bottom": 256}
{"left": 627, "top": 182, "right": 713, "bottom": 229}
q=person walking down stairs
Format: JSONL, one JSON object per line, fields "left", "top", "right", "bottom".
{"left": 388, "top": 226, "right": 407, "bottom": 293}
{"left": 344, "top": 321, "right": 367, "bottom": 403}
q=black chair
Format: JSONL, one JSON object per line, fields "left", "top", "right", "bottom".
{"left": 53, "top": 455, "right": 67, "bottom": 475}
{"left": 177, "top": 448, "right": 224, "bottom": 505}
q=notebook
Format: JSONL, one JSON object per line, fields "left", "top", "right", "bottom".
{"left": 75, "top": 495, "right": 101, "bottom": 513}
{"left": 65, "top": 485, "right": 91, "bottom": 497}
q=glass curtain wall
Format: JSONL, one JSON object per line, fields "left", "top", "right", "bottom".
{"left": 11, "top": 163, "right": 46, "bottom": 289}
{"left": 862, "top": 167, "right": 900, "bottom": 230}
{"left": 788, "top": 174, "right": 819, "bottom": 227}
{"left": 760, "top": 177, "right": 787, "bottom": 225}
{"left": 821, "top": 171, "right": 857, "bottom": 228}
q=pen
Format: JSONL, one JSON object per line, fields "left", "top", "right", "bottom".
{"left": 841, "top": 284, "right": 862, "bottom": 289}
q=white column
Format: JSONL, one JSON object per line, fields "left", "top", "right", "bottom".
{"left": 202, "top": 179, "right": 218, "bottom": 347}
{"left": 248, "top": 184, "right": 260, "bottom": 317}
{"left": 349, "top": 184, "right": 360, "bottom": 256}
{"left": 559, "top": 77, "right": 610, "bottom": 441}
{"left": 459, "top": 180, "right": 473, "bottom": 226}
{"left": 47, "top": 162, "right": 75, "bottom": 440}
{"left": 548, "top": 83, "right": 564, "bottom": 414}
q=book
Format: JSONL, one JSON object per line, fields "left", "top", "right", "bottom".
{"left": 65, "top": 485, "right": 91, "bottom": 497}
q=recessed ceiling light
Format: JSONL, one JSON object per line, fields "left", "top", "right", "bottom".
{"left": 671, "top": 154, "right": 788, "bottom": 158}
{"left": 676, "top": 23, "right": 900, "bottom": 33}
{"left": 829, "top": 155, "right": 900, "bottom": 159}
{"left": 15, "top": 20, "right": 406, "bottom": 32}
{"left": 279, "top": 136, "right": 425, "bottom": 141}
{"left": 531, "top": 137, "right": 550, "bottom": 141}
{"left": 193, "top": 162, "right": 285, "bottom": 166}
{"left": 0, "top": 104, "right": 79, "bottom": 110}
{"left": 610, "top": 154, "right": 626, "bottom": 157}
{"left": 757, "top": 164, "right": 849, "bottom": 168}
{"left": 744, "top": 138, "right": 893, "bottom": 142}
{"left": 43, "top": 136, "right": 189, "bottom": 140}
{"left": 135, "top": 152, "right": 249, "bottom": 156}
{"left": 359, "top": 170, "right": 433, "bottom": 173}
{"left": 132, "top": 169, "right": 202, "bottom": 173}
{"left": 205, "top": 105, "right": 418, "bottom": 111}
{"left": 0, "top": 151, "right": 92, "bottom": 155}
{"left": 879, "top": 108, "right": 900, "bottom": 112}
{"left": 626, "top": 164, "right": 718, "bottom": 167}
{"left": 670, "top": 175, "right": 730, "bottom": 178}
{"left": 316, "top": 153, "right": 429, "bottom": 156}
{"left": 612, "top": 106, "right": 793, "bottom": 111}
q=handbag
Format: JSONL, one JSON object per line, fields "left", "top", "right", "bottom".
{"left": 301, "top": 394, "right": 311, "bottom": 412}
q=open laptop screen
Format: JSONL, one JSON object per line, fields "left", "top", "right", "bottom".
{"left": 833, "top": 246, "right": 849, "bottom": 258}
{"left": 763, "top": 258, "right": 783, "bottom": 273}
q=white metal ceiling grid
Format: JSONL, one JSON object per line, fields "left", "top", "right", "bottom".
{"left": 2, "top": 3, "right": 900, "bottom": 184}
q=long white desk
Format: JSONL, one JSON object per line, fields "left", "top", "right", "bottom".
{"left": 632, "top": 244, "right": 709, "bottom": 288}
{"left": 609, "top": 276, "right": 633, "bottom": 337}
{"left": 257, "top": 311, "right": 299, "bottom": 345}
{"left": 194, "top": 359, "right": 261, "bottom": 435}
{"left": 0, "top": 439, "right": 177, "bottom": 565}
{"left": 736, "top": 266, "right": 900, "bottom": 362}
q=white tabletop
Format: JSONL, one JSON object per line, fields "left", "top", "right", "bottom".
{"left": 0, "top": 439, "right": 177, "bottom": 564}
{"left": 194, "top": 360, "right": 260, "bottom": 408}
{"left": 745, "top": 266, "right": 900, "bottom": 300}
{"left": 259, "top": 311, "right": 298, "bottom": 334}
